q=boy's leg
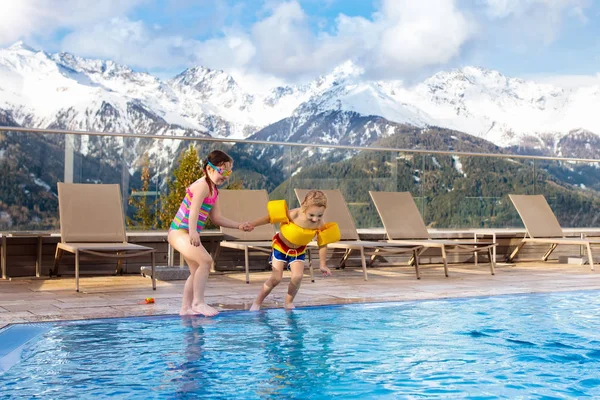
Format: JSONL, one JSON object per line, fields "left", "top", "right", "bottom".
{"left": 285, "top": 260, "right": 305, "bottom": 309}
{"left": 250, "top": 260, "right": 285, "bottom": 311}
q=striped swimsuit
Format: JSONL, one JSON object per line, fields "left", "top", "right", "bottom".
{"left": 170, "top": 182, "right": 218, "bottom": 232}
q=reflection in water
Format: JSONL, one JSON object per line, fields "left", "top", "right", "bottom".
{"left": 172, "top": 317, "right": 216, "bottom": 397}
{"left": 256, "top": 310, "right": 335, "bottom": 397}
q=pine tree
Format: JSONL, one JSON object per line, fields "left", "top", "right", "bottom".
{"left": 128, "top": 154, "right": 156, "bottom": 229}
{"left": 158, "top": 145, "right": 203, "bottom": 229}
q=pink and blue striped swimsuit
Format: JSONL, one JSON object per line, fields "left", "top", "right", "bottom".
{"left": 170, "top": 182, "right": 218, "bottom": 232}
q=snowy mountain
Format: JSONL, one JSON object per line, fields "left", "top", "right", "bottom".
{"left": 1, "top": 42, "right": 600, "bottom": 157}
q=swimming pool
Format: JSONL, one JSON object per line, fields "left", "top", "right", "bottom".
{"left": 1, "top": 291, "right": 599, "bottom": 399}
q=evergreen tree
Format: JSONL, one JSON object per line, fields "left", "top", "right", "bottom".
{"left": 128, "top": 154, "right": 156, "bottom": 229}
{"left": 158, "top": 145, "right": 203, "bottom": 229}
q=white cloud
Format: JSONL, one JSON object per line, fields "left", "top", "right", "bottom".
{"left": 61, "top": 18, "right": 196, "bottom": 69}
{"left": 482, "top": 0, "right": 589, "bottom": 20}
{"left": 481, "top": 0, "right": 591, "bottom": 44}
{"left": 362, "top": 0, "right": 475, "bottom": 78}
{"left": 202, "top": 0, "right": 475, "bottom": 81}
{"left": 250, "top": 1, "right": 355, "bottom": 79}
{"left": 4, "top": 0, "right": 591, "bottom": 88}
{"left": 0, "top": 0, "right": 145, "bottom": 46}
{"left": 527, "top": 73, "right": 600, "bottom": 90}
{"left": 0, "top": 0, "right": 477, "bottom": 83}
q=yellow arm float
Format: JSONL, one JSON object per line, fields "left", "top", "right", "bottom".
{"left": 316, "top": 222, "right": 341, "bottom": 246}
{"left": 267, "top": 200, "right": 289, "bottom": 224}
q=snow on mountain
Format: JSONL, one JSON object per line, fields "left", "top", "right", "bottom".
{"left": 1, "top": 42, "right": 600, "bottom": 154}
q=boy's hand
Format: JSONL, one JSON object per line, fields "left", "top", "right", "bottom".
{"left": 239, "top": 222, "right": 254, "bottom": 232}
{"left": 319, "top": 265, "right": 332, "bottom": 277}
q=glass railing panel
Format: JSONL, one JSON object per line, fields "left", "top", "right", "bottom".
{"left": 226, "top": 140, "right": 288, "bottom": 193}
{"left": 414, "top": 153, "right": 536, "bottom": 229}
{"left": 0, "top": 129, "right": 66, "bottom": 231}
{"left": 288, "top": 146, "right": 396, "bottom": 228}
{"left": 3, "top": 127, "right": 600, "bottom": 235}
{"left": 536, "top": 159, "right": 600, "bottom": 228}
{"left": 121, "top": 135, "right": 186, "bottom": 230}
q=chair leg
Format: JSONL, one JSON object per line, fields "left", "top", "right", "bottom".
{"left": 542, "top": 243, "right": 558, "bottom": 261}
{"left": 339, "top": 249, "right": 351, "bottom": 269}
{"left": 410, "top": 247, "right": 426, "bottom": 266}
{"left": 441, "top": 246, "right": 449, "bottom": 277}
{"left": 413, "top": 249, "right": 421, "bottom": 280}
{"left": 115, "top": 252, "right": 124, "bottom": 275}
{"left": 506, "top": 241, "right": 525, "bottom": 263}
{"left": 488, "top": 248, "right": 495, "bottom": 275}
{"left": 75, "top": 250, "right": 80, "bottom": 292}
{"left": 1, "top": 235, "right": 6, "bottom": 280}
{"left": 151, "top": 251, "right": 156, "bottom": 290}
{"left": 36, "top": 236, "right": 43, "bottom": 278}
{"left": 368, "top": 248, "right": 381, "bottom": 267}
{"left": 244, "top": 247, "right": 250, "bottom": 284}
{"left": 52, "top": 247, "right": 63, "bottom": 277}
{"left": 359, "top": 247, "right": 368, "bottom": 281}
{"left": 307, "top": 249, "right": 315, "bottom": 283}
{"left": 211, "top": 245, "right": 222, "bottom": 273}
{"left": 586, "top": 243, "right": 595, "bottom": 272}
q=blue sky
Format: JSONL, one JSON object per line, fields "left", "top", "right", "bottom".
{"left": 1, "top": 0, "right": 599, "bottom": 90}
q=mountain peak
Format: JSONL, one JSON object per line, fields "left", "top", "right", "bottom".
{"left": 7, "top": 41, "right": 37, "bottom": 53}
{"left": 330, "top": 60, "right": 364, "bottom": 79}
{"left": 171, "top": 66, "right": 240, "bottom": 92}
{"left": 429, "top": 66, "right": 506, "bottom": 83}
{"left": 54, "top": 52, "right": 134, "bottom": 75}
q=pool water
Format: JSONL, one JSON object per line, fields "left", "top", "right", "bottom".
{"left": 1, "top": 291, "right": 600, "bottom": 399}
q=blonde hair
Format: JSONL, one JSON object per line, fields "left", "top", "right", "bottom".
{"left": 301, "top": 190, "right": 327, "bottom": 210}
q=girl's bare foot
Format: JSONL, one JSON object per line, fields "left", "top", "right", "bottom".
{"left": 191, "top": 303, "right": 219, "bottom": 317}
{"left": 249, "top": 302, "right": 261, "bottom": 311}
{"left": 284, "top": 302, "right": 295, "bottom": 310}
{"left": 179, "top": 308, "right": 195, "bottom": 316}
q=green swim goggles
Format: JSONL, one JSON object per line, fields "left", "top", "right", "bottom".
{"left": 207, "top": 160, "right": 232, "bottom": 177}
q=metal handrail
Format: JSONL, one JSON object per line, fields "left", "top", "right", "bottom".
{"left": 1, "top": 125, "right": 599, "bottom": 163}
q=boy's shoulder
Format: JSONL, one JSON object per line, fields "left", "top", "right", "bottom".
{"left": 288, "top": 207, "right": 301, "bottom": 220}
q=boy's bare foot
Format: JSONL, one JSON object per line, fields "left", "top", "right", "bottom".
{"left": 179, "top": 308, "right": 195, "bottom": 316}
{"left": 191, "top": 303, "right": 219, "bottom": 317}
{"left": 249, "top": 302, "right": 261, "bottom": 311}
{"left": 284, "top": 302, "right": 295, "bottom": 310}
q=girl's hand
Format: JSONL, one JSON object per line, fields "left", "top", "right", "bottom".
{"left": 239, "top": 222, "right": 254, "bottom": 232}
{"left": 189, "top": 231, "right": 201, "bottom": 247}
{"left": 319, "top": 265, "right": 332, "bottom": 277}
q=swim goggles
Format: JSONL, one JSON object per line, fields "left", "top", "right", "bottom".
{"left": 207, "top": 160, "right": 232, "bottom": 177}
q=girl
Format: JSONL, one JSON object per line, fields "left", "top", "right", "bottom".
{"left": 168, "top": 150, "right": 252, "bottom": 317}
{"left": 248, "top": 190, "right": 340, "bottom": 311}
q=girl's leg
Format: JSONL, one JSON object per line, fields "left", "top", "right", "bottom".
{"left": 284, "top": 260, "right": 305, "bottom": 309}
{"left": 179, "top": 260, "right": 199, "bottom": 315}
{"left": 249, "top": 260, "right": 285, "bottom": 311}
{"left": 168, "top": 230, "right": 218, "bottom": 317}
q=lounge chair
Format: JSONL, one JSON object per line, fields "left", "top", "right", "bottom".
{"left": 369, "top": 191, "right": 496, "bottom": 277}
{"left": 216, "top": 189, "right": 282, "bottom": 284}
{"left": 507, "top": 194, "right": 597, "bottom": 270}
{"left": 295, "top": 189, "right": 424, "bottom": 280}
{"left": 53, "top": 183, "right": 156, "bottom": 292}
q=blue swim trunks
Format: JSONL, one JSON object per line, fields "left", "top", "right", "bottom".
{"left": 270, "top": 248, "right": 306, "bottom": 265}
{"left": 270, "top": 233, "right": 306, "bottom": 265}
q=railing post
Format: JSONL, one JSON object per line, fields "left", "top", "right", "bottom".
{"left": 121, "top": 136, "right": 130, "bottom": 215}
{"left": 64, "top": 134, "right": 74, "bottom": 183}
